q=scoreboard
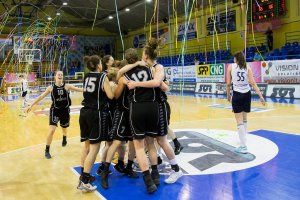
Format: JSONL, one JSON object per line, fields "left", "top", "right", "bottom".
{"left": 248, "top": 0, "right": 286, "bottom": 22}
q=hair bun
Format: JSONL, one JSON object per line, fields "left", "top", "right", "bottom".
{"left": 83, "top": 56, "right": 91, "bottom": 63}
{"left": 147, "top": 38, "right": 159, "bottom": 49}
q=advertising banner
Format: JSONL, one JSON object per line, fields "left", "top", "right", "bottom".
{"left": 196, "top": 64, "right": 225, "bottom": 82}
{"left": 177, "top": 20, "right": 197, "bottom": 41}
{"left": 7, "top": 87, "right": 21, "bottom": 95}
{"left": 5, "top": 73, "right": 36, "bottom": 83}
{"left": 152, "top": 28, "right": 169, "bottom": 42}
{"left": 261, "top": 59, "right": 300, "bottom": 83}
{"left": 133, "top": 34, "right": 146, "bottom": 48}
{"left": 266, "top": 84, "right": 300, "bottom": 99}
{"left": 170, "top": 82, "right": 196, "bottom": 93}
{"left": 225, "top": 62, "right": 262, "bottom": 83}
{"left": 165, "top": 65, "right": 196, "bottom": 83}
{"left": 250, "top": 83, "right": 268, "bottom": 96}
{"left": 195, "top": 83, "right": 216, "bottom": 94}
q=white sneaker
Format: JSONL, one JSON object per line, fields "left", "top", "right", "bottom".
{"left": 234, "top": 146, "right": 248, "bottom": 154}
{"left": 164, "top": 170, "right": 183, "bottom": 184}
{"left": 77, "top": 181, "right": 97, "bottom": 192}
{"left": 158, "top": 162, "right": 170, "bottom": 172}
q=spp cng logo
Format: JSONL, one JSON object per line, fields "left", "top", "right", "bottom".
{"left": 197, "top": 64, "right": 224, "bottom": 76}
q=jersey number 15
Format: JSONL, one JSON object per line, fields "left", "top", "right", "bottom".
{"left": 84, "top": 77, "right": 97, "bottom": 92}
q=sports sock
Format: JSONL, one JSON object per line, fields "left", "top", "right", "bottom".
{"left": 237, "top": 123, "right": 247, "bottom": 146}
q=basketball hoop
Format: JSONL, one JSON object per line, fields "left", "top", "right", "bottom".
{"left": 25, "top": 54, "right": 34, "bottom": 65}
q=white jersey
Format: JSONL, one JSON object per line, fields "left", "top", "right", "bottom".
{"left": 231, "top": 63, "right": 250, "bottom": 93}
{"left": 21, "top": 79, "right": 28, "bottom": 92}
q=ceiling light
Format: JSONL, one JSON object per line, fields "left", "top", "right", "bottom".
{"left": 125, "top": 8, "right": 130, "bottom": 12}
{"left": 62, "top": 2, "right": 68, "bottom": 6}
{"left": 146, "top": 0, "right": 152, "bottom": 2}
{"left": 47, "top": 16, "right": 52, "bottom": 20}
{"left": 108, "top": 16, "right": 113, "bottom": 19}
{"left": 56, "top": 12, "right": 61, "bottom": 16}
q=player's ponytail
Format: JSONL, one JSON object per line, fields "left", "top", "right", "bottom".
{"left": 233, "top": 51, "right": 247, "bottom": 70}
{"left": 84, "top": 55, "right": 101, "bottom": 71}
{"left": 144, "top": 37, "right": 165, "bottom": 60}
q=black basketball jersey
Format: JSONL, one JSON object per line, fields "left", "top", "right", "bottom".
{"left": 152, "top": 64, "right": 168, "bottom": 102}
{"left": 81, "top": 72, "right": 108, "bottom": 110}
{"left": 116, "top": 88, "right": 129, "bottom": 110}
{"left": 51, "top": 83, "right": 71, "bottom": 109}
{"left": 124, "top": 66, "right": 156, "bottom": 103}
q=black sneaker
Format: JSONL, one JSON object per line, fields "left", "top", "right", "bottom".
{"left": 101, "top": 170, "right": 109, "bottom": 189}
{"left": 174, "top": 145, "right": 184, "bottom": 155}
{"left": 143, "top": 175, "right": 157, "bottom": 194}
{"left": 124, "top": 168, "right": 139, "bottom": 178}
{"left": 114, "top": 163, "right": 126, "bottom": 173}
{"left": 62, "top": 140, "right": 67, "bottom": 147}
{"left": 45, "top": 151, "right": 51, "bottom": 159}
{"left": 97, "top": 165, "right": 112, "bottom": 176}
{"left": 96, "top": 166, "right": 103, "bottom": 176}
{"left": 151, "top": 170, "right": 160, "bottom": 186}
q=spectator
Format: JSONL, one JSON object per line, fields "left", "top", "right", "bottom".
{"left": 265, "top": 27, "right": 273, "bottom": 51}
{"left": 253, "top": 51, "right": 261, "bottom": 61}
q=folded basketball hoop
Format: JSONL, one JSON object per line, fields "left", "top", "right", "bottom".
{"left": 25, "top": 54, "right": 34, "bottom": 65}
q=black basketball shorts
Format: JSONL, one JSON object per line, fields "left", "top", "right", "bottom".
{"left": 79, "top": 107, "right": 111, "bottom": 144}
{"left": 129, "top": 101, "right": 159, "bottom": 140}
{"left": 157, "top": 101, "right": 171, "bottom": 137}
{"left": 22, "top": 91, "right": 27, "bottom": 97}
{"left": 49, "top": 107, "right": 70, "bottom": 128}
{"left": 110, "top": 109, "right": 132, "bottom": 141}
{"left": 232, "top": 90, "right": 251, "bottom": 113}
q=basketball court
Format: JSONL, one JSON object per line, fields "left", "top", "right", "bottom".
{"left": 0, "top": 92, "right": 299, "bottom": 199}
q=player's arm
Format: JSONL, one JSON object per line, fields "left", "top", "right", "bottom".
{"left": 65, "top": 84, "right": 83, "bottom": 92}
{"left": 114, "top": 76, "right": 127, "bottom": 99}
{"left": 116, "top": 60, "right": 146, "bottom": 80}
{"left": 127, "top": 64, "right": 164, "bottom": 90}
{"left": 226, "top": 65, "right": 232, "bottom": 102}
{"left": 26, "top": 86, "right": 52, "bottom": 113}
{"left": 103, "top": 77, "right": 114, "bottom": 99}
{"left": 248, "top": 67, "right": 265, "bottom": 105}
{"left": 160, "top": 81, "right": 169, "bottom": 92}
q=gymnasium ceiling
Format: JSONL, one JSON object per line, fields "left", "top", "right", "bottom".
{"left": 0, "top": 0, "right": 228, "bottom": 34}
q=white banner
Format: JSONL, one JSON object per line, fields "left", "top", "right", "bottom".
{"left": 266, "top": 84, "right": 300, "bottom": 99}
{"left": 196, "top": 64, "right": 225, "bottom": 83}
{"left": 164, "top": 65, "right": 196, "bottom": 83}
{"left": 177, "top": 19, "right": 197, "bottom": 41}
{"left": 7, "top": 87, "right": 21, "bottom": 95}
{"left": 195, "top": 83, "right": 216, "bottom": 94}
{"left": 261, "top": 59, "right": 300, "bottom": 83}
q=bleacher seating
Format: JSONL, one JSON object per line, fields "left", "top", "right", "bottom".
{"left": 158, "top": 41, "right": 300, "bottom": 66}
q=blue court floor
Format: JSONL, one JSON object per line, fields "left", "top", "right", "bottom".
{"left": 74, "top": 129, "right": 300, "bottom": 200}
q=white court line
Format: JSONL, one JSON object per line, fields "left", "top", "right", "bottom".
{"left": 0, "top": 136, "right": 80, "bottom": 156}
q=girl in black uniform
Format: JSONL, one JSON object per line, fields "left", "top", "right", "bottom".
{"left": 97, "top": 55, "right": 116, "bottom": 174}
{"left": 77, "top": 55, "right": 114, "bottom": 192}
{"left": 26, "top": 71, "right": 83, "bottom": 159}
{"left": 100, "top": 59, "right": 138, "bottom": 189}
{"left": 123, "top": 38, "right": 183, "bottom": 185}
{"left": 116, "top": 48, "right": 160, "bottom": 194}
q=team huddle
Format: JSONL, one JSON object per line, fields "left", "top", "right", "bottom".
{"left": 25, "top": 38, "right": 265, "bottom": 194}
{"left": 26, "top": 38, "right": 184, "bottom": 194}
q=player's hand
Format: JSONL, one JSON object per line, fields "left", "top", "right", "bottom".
{"left": 136, "top": 60, "right": 146, "bottom": 67}
{"left": 260, "top": 96, "right": 265, "bottom": 106}
{"left": 127, "top": 80, "right": 137, "bottom": 89}
{"left": 227, "top": 95, "right": 232, "bottom": 103}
